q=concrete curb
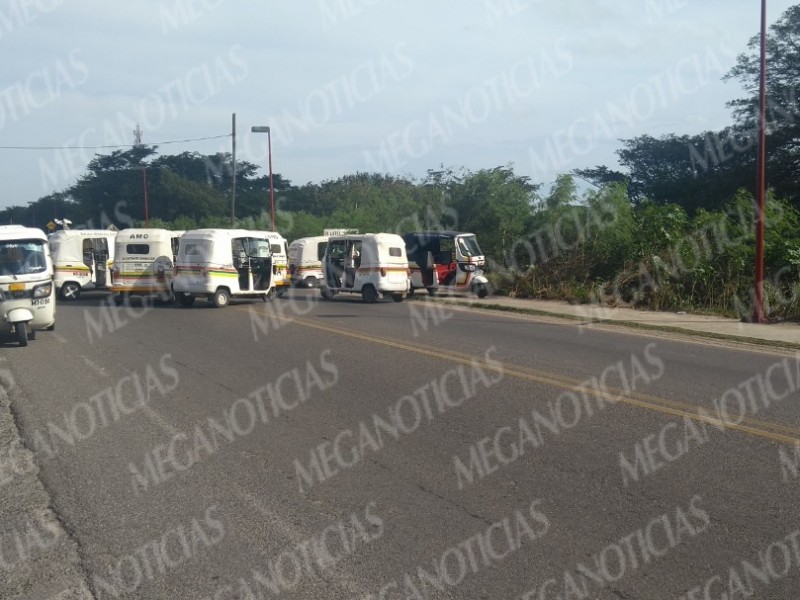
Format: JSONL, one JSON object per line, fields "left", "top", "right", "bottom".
{"left": 427, "top": 296, "right": 800, "bottom": 352}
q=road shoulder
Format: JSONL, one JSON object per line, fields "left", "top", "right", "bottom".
{"left": 428, "top": 295, "right": 800, "bottom": 354}
{"left": 0, "top": 366, "right": 93, "bottom": 600}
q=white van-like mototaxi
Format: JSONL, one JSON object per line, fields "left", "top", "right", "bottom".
{"left": 321, "top": 233, "right": 410, "bottom": 303}
{"left": 111, "top": 228, "right": 183, "bottom": 304}
{"left": 48, "top": 229, "right": 116, "bottom": 300}
{"left": 172, "top": 228, "right": 275, "bottom": 308}
{"left": 265, "top": 231, "right": 290, "bottom": 297}
{"left": 0, "top": 225, "right": 55, "bottom": 346}
{"left": 288, "top": 235, "right": 328, "bottom": 288}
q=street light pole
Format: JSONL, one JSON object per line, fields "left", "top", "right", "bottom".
{"left": 753, "top": 0, "right": 768, "bottom": 323}
{"left": 251, "top": 125, "right": 276, "bottom": 231}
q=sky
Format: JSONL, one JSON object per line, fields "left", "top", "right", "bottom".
{"left": 0, "top": 0, "right": 796, "bottom": 211}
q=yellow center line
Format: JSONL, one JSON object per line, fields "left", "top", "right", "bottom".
{"left": 246, "top": 306, "right": 800, "bottom": 446}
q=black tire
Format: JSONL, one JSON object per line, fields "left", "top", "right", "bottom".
{"left": 303, "top": 276, "right": 317, "bottom": 288}
{"left": 277, "top": 287, "right": 287, "bottom": 298}
{"left": 320, "top": 286, "right": 334, "bottom": 300}
{"left": 362, "top": 285, "right": 378, "bottom": 304}
{"left": 45, "top": 323, "right": 55, "bottom": 331}
{"left": 212, "top": 288, "right": 230, "bottom": 308}
{"left": 28, "top": 329, "right": 36, "bottom": 341}
{"left": 16, "top": 325, "right": 28, "bottom": 347}
{"left": 60, "top": 282, "right": 80, "bottom": 301}
{"left": 391, "top": 293, "right": 403, "bottom": 303}
{"left": 113, "top": 293, "right": 125, "bottom": 306}
{"left": 426, "top": 287, "right": 437, "bottom": 297}
{"left": 474, "top": 283, "right": 489, "bottom": 298}
{"left": 178, "top": 293, "right": 195, "bottom": 307}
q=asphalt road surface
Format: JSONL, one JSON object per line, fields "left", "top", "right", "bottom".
{"left": 1, "top": 289, "right": 799, "bottom": 600}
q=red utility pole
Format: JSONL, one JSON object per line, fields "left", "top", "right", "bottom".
{"left": 251, "top": 126, "right": 276, "bottom": 231}
{"left": 143, "top": 167, "right": 150, "bottom": 226}
{"left": 268, "top": 128, "right": 275, "bottom": 231}
{"left": 753, "top": 0, "right": 767, "bottom": 323}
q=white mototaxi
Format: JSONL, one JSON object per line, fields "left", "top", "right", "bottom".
{"left": 0, "top": 226, "right": 56, "bottom": 346}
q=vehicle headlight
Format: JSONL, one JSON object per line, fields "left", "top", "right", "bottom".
{"left": 0, "top": 290, "right": 5, "bottom": 301}
{"left": 33, "top": 282, "right": 52, "bottom": 298}
{"left": 461, "top": 263, "right": 476, "bottom": 272}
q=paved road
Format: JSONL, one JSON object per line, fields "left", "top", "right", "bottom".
{"left": 2, "top": 289, "right": 799, "bottom": 599}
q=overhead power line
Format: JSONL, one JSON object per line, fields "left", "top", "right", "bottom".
{"left": 0, "top": 134, "right": 232, "bottom": 151}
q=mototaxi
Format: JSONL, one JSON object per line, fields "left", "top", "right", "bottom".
{"left": 0, "top": 226, "right": 55, "bottom": 346}
{"left": 265, "top": 231, "right": 290, "bottom": 297}
{"left": 321, "top": 233, "right": 409, "bottom": 303}
{"left": 288, "top": 235, "right": 328, "bottom": 288}
{"left": 172, "top": 229, "right": 275, "bottom": 308}
{"left": 48, "top": 229, "right": 116, "bottom": 300}
{"left": 402, "top": 231, "right": 489, "bottom": 298}
{"left": 111, "top": 228, "right": 183, "bottom": 305}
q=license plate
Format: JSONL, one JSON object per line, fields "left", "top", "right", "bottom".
{"left": 9, "top": 283, "right": 25, "bottom": 291}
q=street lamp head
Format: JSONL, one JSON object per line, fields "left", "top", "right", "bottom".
{"left": 251, "top": 126, "right": 270, "bottom": 133}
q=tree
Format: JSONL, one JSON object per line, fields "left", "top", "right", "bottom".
{"left": 65, "top": 146, "right": 158, "bottom": 227}
{"left": 725, "top": 4, "right": 800, "bottom": 205}
{"left": 445, "top": 166, "right": 538, "bottom": 265}
{"left": 572, "top": 166, "right": 628, "bottom": 190}
{"left": 577, "top": 5, "right": 800, "bottom": 215}
{"left": 544, "top": 174, "right": 578, "bottom": 209}
{"left": 611, "top": 132, "right": 753, "bottom": 213}
{"left": 153, "top": 170, "right": 227, "bottom": 221}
